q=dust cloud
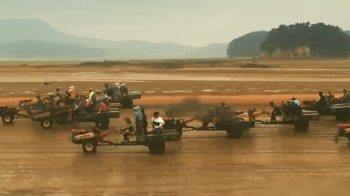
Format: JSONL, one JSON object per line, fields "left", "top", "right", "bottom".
{"left": 164, "top": 98, "right": 212, "bottom": 118}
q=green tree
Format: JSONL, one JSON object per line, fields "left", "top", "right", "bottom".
{"left": 260, "top": 22, "right": 350, "bottom": 58}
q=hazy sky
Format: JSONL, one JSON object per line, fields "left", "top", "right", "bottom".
{"left": 0, "top": 0, "right": 348, "bottom": 46}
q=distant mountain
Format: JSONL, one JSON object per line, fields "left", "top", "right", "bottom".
{"left": 185, "top": 43, "right": 227, "bottom": 58}
{"left": 0, "top": 40, "right": 106, "bottom": 58}
{"left": 226, "top": 31, "right": 269, "bottom": 57}
{"left": 0, "top": 18, "right": 227, "bottom": 59}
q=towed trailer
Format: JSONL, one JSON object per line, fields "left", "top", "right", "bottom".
{"left": 31, "top": 106, "right": 120, "bottom": 129}
{"left": 330, "top": 103, "right": 350, "bottom": 121}
{"left": 70, "top": 127, "right": 179, "bottom": 154}
{"left": 249, "top": 110, "right": 319, "bottom": 131}
{"left": 161, "top": 116, "right": 255, "bottom": 139}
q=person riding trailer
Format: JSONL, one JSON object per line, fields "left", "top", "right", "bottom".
{"left": 133, "top": 105, "right": 143, "bottom": 135}
{"left": 88, "top": 88, "right": 97, "bottom": 104}
{"left": 342, "top": 89, "right": 350, "bottom": 103}
{"left": 269, "top": 101, "right": 283, "bottom": 123}
{"left": 120, "top": 81, "right": 128, "bottom": 95}
{"left": 97, "top": 99, "right": 108, "bottom": 113}
{"left": 119, "top": 117, "right": 136, "bottom": 143}
{"left": 316, "top": 91, "right": 327, "bottom": 109}
{"left": 54, "top": 87, "right": 64, "bottom": 105}
{"left": 290, "top": 97, "right": 302, "bottom": 115}
{"left": 103, "top": 83, "right": 114, "bottom": 98}
{"left": 150, "top": 111, "right": 165, "bottom": 134}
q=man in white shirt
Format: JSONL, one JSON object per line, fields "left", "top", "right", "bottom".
{"left": 150, "top": 111, "right": 165, "bottom": 134}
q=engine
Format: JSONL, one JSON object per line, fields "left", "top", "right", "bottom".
{"left": 70, "top": 129, "right": 95, "bottom": 144}
{"left": 163, "top": 117, "right": 175, "bottom": 129}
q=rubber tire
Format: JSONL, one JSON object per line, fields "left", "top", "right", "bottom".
{"left": 95, "top": 118, "right": 110, "bottom": 130}
{"left": 2, "top": 114, "right": 14, "bottom": 124}
{"left": 41, "top": 119, "right": 53, "bottom": 129}
{"left": 120, "top": 98, "right": 133, "bottom": 108}
{"left": 226, "top": 125, "right": 244, "bottom": 139}
{"left": 294, "top": 120, "right": 309, "bottom": 132}
{"left": 82, "top": 141, "right": 97, "bottom": 153}
{"left": 177, "top": 127, "right": 183, "bottom": 139}
{"left": 148, "top": 139, "right": 165, "bottom": 154}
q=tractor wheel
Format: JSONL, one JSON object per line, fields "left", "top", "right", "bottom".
{"left": 294, "top": 120, "right": 309, "bottom": 132}
{"left": 2, "top": 114, "right": 14, "bottom": 124}
{"left": 82, "top": 141, "right": 97, "bottom": 153}
{"left": 120, "top": 98, "right": 133, "bottom": 108}
{"left": 148, "top": 139, "right": 165, "bottom": 154}
{"left": 41, "top": 119, "right": 53, "bottom": 129}
{"left": 226, "top": 124, "right": 244, "bottom": 139}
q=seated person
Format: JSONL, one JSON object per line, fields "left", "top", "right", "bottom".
{"left": 269, "top": 101, "right": 282, "bottom": 123}
{"left": 291, "top": 97, "right": 302, "bottom": 115}
{"left": 150, "top": 111, "right": 165, "bottom": 134}
{"left": 316, "top": 91, "right": 327, "bottom": 109}
{"left": 33, "top": 95, "right": 45, "bottom": 111}
{"left": 72, "top": 100, "right": 85, "bottom": 120}
{"left": 119, "top": 117, "right": 135, "bottom": 143}
{"left": 83, "top": 97, "right": 94, "bottom": 113}
{"left": 97, "top": 99, "right": 108, "bottom": 113}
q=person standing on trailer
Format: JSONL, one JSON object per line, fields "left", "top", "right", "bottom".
{"left": 133, "top": 106, "right": 143, "bottom": 135}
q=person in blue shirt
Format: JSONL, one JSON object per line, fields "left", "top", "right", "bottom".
{"left": 133, "top": 106, "right": 143, "bottom": 135}
{"left": 34, "top": 95, "right": 45, "bottom": 111}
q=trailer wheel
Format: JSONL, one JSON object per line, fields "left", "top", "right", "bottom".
{"left": 148, "top": 138, "right": 165, "bottom": 154}
{"left": 41, "top": 119, "right": 53, "bottom": 129}
{"left": 120, "top": 98, "right": 133, "bottom": 108}
{"left": 2, "top": 114, "right": 14, "bottom": 124}
{"left": 226, "top": 125, "right": 244, "bottom": 139}
{"left": 334, "top": 133, "right": 339, "bottom": 143}
{"left": 177, "top": 127, "right": 183, "bottom": 139}
{"left": 82, "top": 141, "right": 97, "bottom": 153}
{"left": 95, "top": 118, "right": 110, "bottom": 129}
{"left": 294, "top": 120, "right": 309, "bottom": 132}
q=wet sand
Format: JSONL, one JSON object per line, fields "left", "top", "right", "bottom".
{"left": 1, "top": 60, "right": 350, "bottom": 195}
{"left": 0, "top": 109, "right": 349, "bottom": 196}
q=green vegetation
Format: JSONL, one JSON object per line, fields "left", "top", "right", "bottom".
{"left": 226, "top": 31, "right": 268, "bottom": 57}
{"left": 260, "top": 22, "right": 350, "bottom": 58}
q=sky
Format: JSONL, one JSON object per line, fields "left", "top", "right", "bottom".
{"left": 0, "top": 0, "right": 348, "bottom": 47}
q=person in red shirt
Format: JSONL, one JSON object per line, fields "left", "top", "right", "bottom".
{"left": 98, "top": 99, "right": 107, "bottom": 113}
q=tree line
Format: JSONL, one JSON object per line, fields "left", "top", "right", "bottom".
{"left": 227, "top": 22, "right": 350, "bottom": 58}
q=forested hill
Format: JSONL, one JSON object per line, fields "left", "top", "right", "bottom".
{"left": 226, "top": 31, "right": 268, "bottom": 57}
{"left": 260, "top": 22, "right": 350, "bottom": 58}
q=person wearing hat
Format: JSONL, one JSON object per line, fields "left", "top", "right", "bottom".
{"left": 342, "top": 89, "right": 350, "bottom": 103}
{"left": 119, "top": 117, "right": 136, "bottom": 143}
{"left": 151, "top": 111, "right": 165, "bottom": 134}
{"left": 133, "top": 105, "right": 143, "bottom": 135}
